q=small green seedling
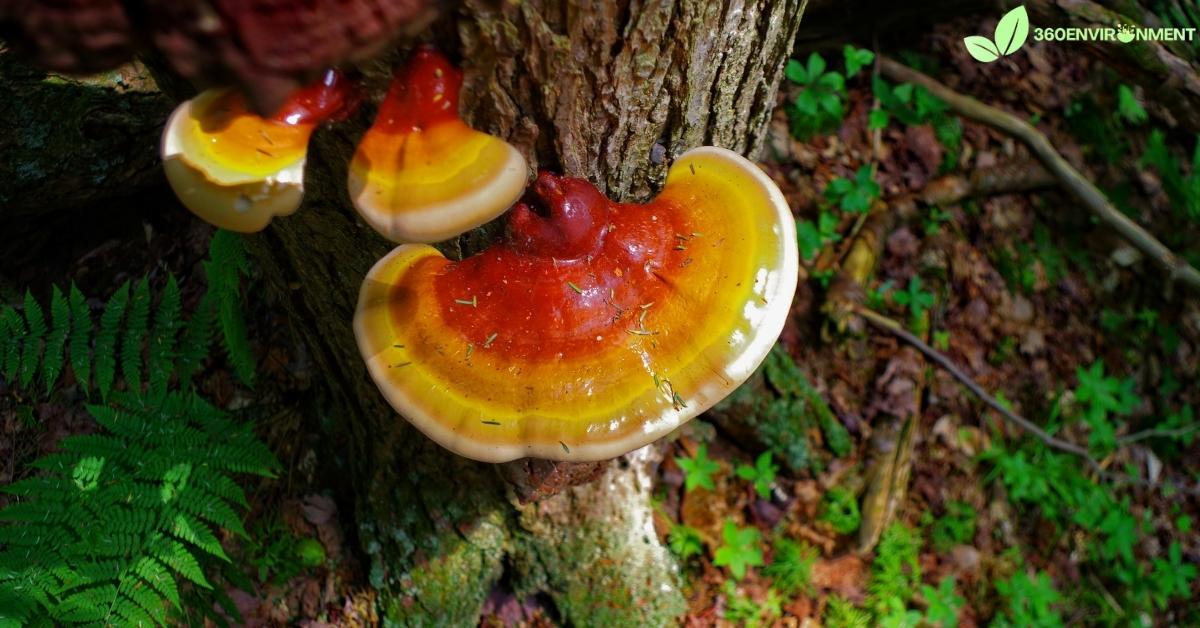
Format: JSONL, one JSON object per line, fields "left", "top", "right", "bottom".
{"left": 763, "top": 537, "right": 817, "bottom": 595}
{"left": 668, "top": 523, "right": 705, "bottom": 561}
{"left": 797, "top": 211, "right": 842, "bottom": 261}
{"left": 735, "top": 452, "right": 778, "bottom": 499}
{"left": 676, "top": 443, "right": 720, "bottom": 492}
{"left": 714, "top": 520, "right": 764, "bottom": 580}
{"left": 891, "top": 276, "right": 935, "bottom": 322}
{"left": 819, "top": 487, "right": 861, "bottom": 535}
{"left": 825, "top": 165, "right": 881, "bottom": 214}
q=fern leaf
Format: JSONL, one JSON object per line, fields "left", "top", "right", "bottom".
{"left": 169, "top": 513, "right": 229, "bottom": 561}
{"left": 0, "top": 307, "right": 24, "bottom": 382}
{"left": 68, "top": 284, "right": 92, "bottom": 394}
{"left": 175, "top": 294, "right": 215, "bottom": 387}
{"left": 94, "top": 282, "right": 130, "bottom": 400}
{"left": 133, "top": 557, "right": 180, "bottom": 608}
{"left": 42, "top": 286, "right": 69, "bottom": 393}
{"left": 19, "top": 292, "right": 46, "bottom": 389}
{"left": 150, "top": 537, "right": 210, "bottom": 589}
{"left": 147, "top": 275, "right": 183, "bottom": 398}
{"left": 121, "top": 277, "right": 152, "bottom": 395}
{"left": 117, "top": 573, "right": 170, "bottom": 623}
{"left": 204, "top": 230, "right": 255, "bottom": 387}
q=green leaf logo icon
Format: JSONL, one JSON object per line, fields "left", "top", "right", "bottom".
{"left": 963, "top": 5, "right": 1030, "bottom": 63}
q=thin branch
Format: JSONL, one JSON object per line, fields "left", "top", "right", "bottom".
{"left": 852, "top": 305, "right": 1095, "bottom": 462}
{"left": 879, "top": 56, "right": 1200, "bottom": 293}
{"left": 1118, "top": 424, "right": 1200, "bottom": 446}
{"left": 854, "top": 305, "right": 1200, "bottom": 496}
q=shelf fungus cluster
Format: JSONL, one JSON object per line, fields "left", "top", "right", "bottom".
{"left": 161, "top": 69, "right": 359, "bottom": 232}
{"left": 162, "top": 45, "right": 798, "bottom": 463}
{"left": 355, "top": 146, "right": 798, "bottom": 462}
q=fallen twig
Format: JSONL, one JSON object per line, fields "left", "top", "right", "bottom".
{"left": 879, "top": 56, "right": 1200, "bottom": 293}
{"left": 853, "top": 305, "right": 1094, "bottom": 462}
{"left": 853, "top": 305, "right": 1200, "bottom": 496}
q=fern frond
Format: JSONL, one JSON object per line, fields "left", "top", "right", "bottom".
{"left": 0, "top": 306, "right": 24, "bottom": 382}
{"left": 42, "top": 286, "right": 69, "bottom": 393}
{"left": 68, "top": 284, "right": 92, "bottom": 394}
{"left": 147, "top": 275, "right": 183, "bottom": 398}
{"left": 121, "top": 277, "right": 152, "bottom": 394}
{"left": 0, "top": 392, "right": 276, "bottom": 625}
{"left": 204, "top": 230, "right": 255, "bottom": 387}
{"left": 175, "top": 294, "right": 216, "bottom": 387}
{"left": 94, "top": 281, "right": 130, "bottom": 400}
{"left": 19, "top": 291, "right": 46, "bottom": 388}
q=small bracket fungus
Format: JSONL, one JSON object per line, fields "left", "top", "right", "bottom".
{"left": 355, "top": 147, "right": 799, "bottom": 462}
{"left": 161, "top": 69, "right": 359, "bottom": 233}
{"left": 347, "top": 46, "right": 528, "bottom": 243}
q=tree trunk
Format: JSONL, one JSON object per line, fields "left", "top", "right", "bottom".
{"left": 238, "top": 1, "right": 806, "bottom": 624}
{"left": 0, "top": 53, "right": 170, "bottom": 218}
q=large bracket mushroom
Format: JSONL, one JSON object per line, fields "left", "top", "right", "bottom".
{"left": 347, "top": 46, "right": 529, "bottom": 243}
{"left": 355, "top": 147, "right": 798, "bottom": 462}
{"left": 161, "top": 69, "right": 360, "bottom": 233}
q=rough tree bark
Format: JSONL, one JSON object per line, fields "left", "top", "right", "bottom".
{"left": 235, "top": 2, "right": 807, "bottom": 625}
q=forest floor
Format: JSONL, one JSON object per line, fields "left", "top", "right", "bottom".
{"left": 2, "top": 13, "right": 1199, "bottom": 628}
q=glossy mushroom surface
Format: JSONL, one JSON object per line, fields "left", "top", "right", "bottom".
{"left": 347, "top": 46, "right": 528, "bottom": 243}
{"left": 355, "top": 146, "right": 798, "bottom": 462}
{"left": 162, "top": 69, "right": 358, "bottom": 232}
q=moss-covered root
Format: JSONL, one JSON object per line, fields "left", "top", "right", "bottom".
{"left": 510, "top": 446, "right": 686, "bottom": 627}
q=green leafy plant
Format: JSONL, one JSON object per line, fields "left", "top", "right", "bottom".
{"left": 735, "top": 452, "right": 778, "bottom": 499}
{"left": 713, "top": 520, "right": 763, "bottom": 580}
{"left": 1149, "top": 541, "right": 1197, "bottom": 609}
{"left": 876, "top": 596, "right": 921, "bottom": 628}
{"left": 843, "top": 45, "right": 875, "bottom": 77}
{"left": 818, "top": 487, "right": 861, "bottom": 535}
{"left": 1116, "top": 84, "right": 1148, "bottom": 125}
{"left": 962, "top": 5, "right": 1030, "bottom": 63}
{"left": 676, "top": 444, "right": 720, "bottom": 492}
{"left": 1140, "top": 130, "right": 1200, "bottom": 221}
{"left": 891, "top": 276, "right": 936, "bottom": 323}
{"left": 762, "top": 537, "right": 817, "bottom": 596}
{"left": 784, "top": 52, "right": 848, "bottom": 139}
{"left": 0, "top": 230, "right": 256, "bottom": 399}
{"left": 866, "top": 523, "right": 922, "bottom": 617}
{"left": 992, "top": 570, "right": 1064, "bottom": 628}
{"left": 0, "top": 392, "right": 279, "bottom": 625}
{"left": 0, "top": 231, "right": 273, "bottom": 626}
{"left": 929, "top": 501, "right": 976, "bottom": 551}
{"left": 667, "top": 523, "right": 705, "bottom": 562}
{"left": 872, "top": 77, "right": 962, "bottom": 171}
{"left": 866, "top": 280, "right": 894, "bottom": 310}
{"left": 723, "top": 581, "right": 781, "bottom": 628}
{"left": 797, "top": 211, "right": 842, "bottom": 261}
{"left": 1074, "top": 360, "right": 1140, "bottom": 454}
{"left": 824, "top": 166, "right": 881, "bottom": 214}
{"left": 921, "top": 576, "right": 963, "bottom": 627}
{"left": 759, "top": 346, "right": 851, "bottom": 467}
{"left": 243, "top": 519, "right": 317, "bottom": 585}
{"left": 824, "top": 595, "right": 871, "bottom": 628}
